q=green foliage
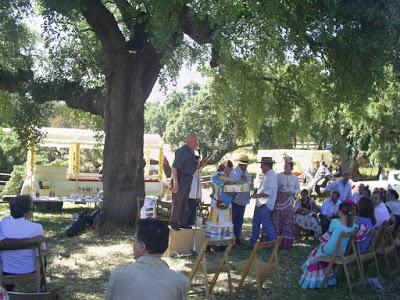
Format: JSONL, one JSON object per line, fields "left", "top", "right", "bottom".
{"left": 49, "top": 159, "right": 68, "bottom": 167}
{"left": 1, "top": 165, "right": 25, "bottom": 196}
{"left": 0, "top": 129, "right": 26, "bottom": 173}
{"left": 145, "top": 82, "right": 238, "bottom": 160}
{"left": 49, "top": 103, "right": 104, "bottom": 131}
{"left": 0, "top": 0, "right": 34, "bottom": 83}
{"left": 351, "top": 68, "right": 400, "bottom": 168}
{"left": 13, "top": 96, "right": 54, "bottom": 145}
{"left": 1, "top": 0, "right": 400, "bottom": 184}
{"left": 144, "top": 102, "right": 166, "bottom": 136}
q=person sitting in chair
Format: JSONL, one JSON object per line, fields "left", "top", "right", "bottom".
{"left": 320, "top": 191, "right": 340, "bottom": 233}
{"left": 106, "top": 218, "right": 189, "bottom": 300}
{"left": 372, "top": 191, "right": 391, "bottom": 227}
{"left": 0, "top": 195, "right": 45, "bottom": 290}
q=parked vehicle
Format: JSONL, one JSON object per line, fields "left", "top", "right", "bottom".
{"left": 353, "top": 170, "right": 400, "bottom": 193}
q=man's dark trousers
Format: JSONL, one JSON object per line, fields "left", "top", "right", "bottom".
{"left": 232, "top": 202, "right": 246, "bottom": 243}
{"left": 170, "top": 174, "right": 192, "bottom": 227}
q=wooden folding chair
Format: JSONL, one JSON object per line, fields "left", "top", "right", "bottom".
{"left": 376, "top": 223, "right": 400, "bottom": 275}
{"left": 189, "top": 238, "right": 234, "bottom": 299}
{"left": 0, "top": 243, "right": 47, "bottom": 293}
{"left": 8, "top": 291, "right": 58, "bottom": 300}
{"left": 235, "top": 236, "right": 282, "bottom": 300}
{"left": 317, "top": 229, "right": 364, "bottom": 296}
{"left": 357, "top": 226, "right": 384, "bottom": 278}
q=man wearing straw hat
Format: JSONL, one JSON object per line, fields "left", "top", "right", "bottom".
{"left": 230, "top": 154, "right": 251, "bottom": 245}
{"left": 248, "top": 157, "right": 277, "bottom": 249}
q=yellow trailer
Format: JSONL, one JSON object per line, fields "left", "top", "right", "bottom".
{"left": 20, "top": 127, "right": 167, "bottom": 205}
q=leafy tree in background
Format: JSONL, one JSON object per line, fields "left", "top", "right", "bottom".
{"left": 144, "top": 102, "right": 166, "bottom": 137}
{"left": 0, "top": 0, "right": 399, "bottom": 224}
{"left": 163, "top": 83, "right": 237, "bottom": 162}
{"left": 349, "top": 68, "right": 400, "bottom": 170}
{"left": 0, "top": 130, "right": 26, "bottom": 173}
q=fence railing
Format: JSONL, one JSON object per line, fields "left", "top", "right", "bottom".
{"left": 0, "top": 173, "right": 11, "bottom": 185}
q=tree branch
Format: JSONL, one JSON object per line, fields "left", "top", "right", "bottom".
{"left": 31, "top": 80, "right": 104, "bottom": 117}
{"left": 114, "top": 0, "right": 136, "bottom": 30}
{"left": 80, "top": 0, "right": 127, "bottom": 53}
{"left": 180, "top": 6, "right": 220, "bottom": 66}
{"left": 181, "top": 6, "right": 213, "bottom": 45}
{"left": 0, "top": 68, "right": 33, "bottom": 93}
{"left": 137, "top": 43, "right": 163, "bottom": 101}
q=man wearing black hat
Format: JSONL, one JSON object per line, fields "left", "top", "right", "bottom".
{"left": 248, "top": 157, "right": 277, "bottom": 249}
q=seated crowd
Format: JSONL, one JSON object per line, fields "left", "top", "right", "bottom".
{"left": 298, "top": 183, "right": 399, "bottom": 289}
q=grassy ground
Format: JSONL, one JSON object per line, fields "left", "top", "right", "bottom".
{"left": 2, "top": 203, "right": 400, "bottom": 300}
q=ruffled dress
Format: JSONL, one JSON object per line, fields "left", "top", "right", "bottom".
{"left": 205, "top": 171, "right": 235, "bottom": 241}
{"left": 299, "top": 219, "right": 368, "bottom": 289}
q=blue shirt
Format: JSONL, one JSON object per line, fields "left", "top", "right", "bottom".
{"left": 172, "top": 145, "right": 196, "bottom": 179}
{"left": 326, "top": 179, "right": 352, "bottom": 204}
{"left": 230, "top": 166, "right": 251, "bottom": 206}
{"left": 322, "top": 219, "right": 357, "bottom": 256}
{"left": 357, "top": 216, "right": 375, "bottom": 254}
{"left": 211, "top": 171, "right": 234, "bottom": 206}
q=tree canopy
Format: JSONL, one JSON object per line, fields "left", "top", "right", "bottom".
{"left": 1, "top": 0, "right": 400, "bottom": 224}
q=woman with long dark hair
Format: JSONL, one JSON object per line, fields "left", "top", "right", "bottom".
{"left": 357, "top": 197, "right": 376, "bottom": 254}
{"left": 299, "top": 202, "right": 367, "bottom": 289}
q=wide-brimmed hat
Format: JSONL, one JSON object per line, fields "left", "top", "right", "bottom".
{"left": 236, "top": 154, "right": 249, "bottom": 165}
{"left": 285, "top": 156, "right": 295, "bottom": 165}
{"left": 257, "top": 157, "right": 276, "bottom": 164}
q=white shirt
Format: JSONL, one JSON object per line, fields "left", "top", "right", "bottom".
{"left": 0, "top": 217, "right": 44, "bottom": 274}
{"left": 189, "top": 170, "right": 202, "bottom": 200}
{"left": 320, "top": 198, "right": 340, "bottom": 218}
{"left": 352, "top": 191, "right": 361, "bottom": 205}
{"left": 326, "top": 179, "right": 353, "bottom": 204}
{"left": 277, "top": 173, "right": 300, "bottom": 194}
{"left": 386, "top": 200, "right": 400, "bottom": 216}
{"left": 256, "top": 169, "right": 277, "bottom": 210}
{"left": 375, "top": 202, "right": 391, "bottom": 227}
{"left": 230, "top": 166, "right": 251, "bottom": 206}
{"left": 315, "top": 165, "right": 330, "bottom": 178}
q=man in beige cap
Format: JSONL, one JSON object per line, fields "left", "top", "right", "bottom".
{"left": 230, "top": 154, "right": 251, "bottom": 245}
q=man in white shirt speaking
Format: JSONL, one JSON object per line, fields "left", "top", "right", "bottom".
{"left": 248, "top": 157, "right": 278, "bottom": 249}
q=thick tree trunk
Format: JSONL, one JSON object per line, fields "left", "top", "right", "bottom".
{"left": 337, "top": 128, "right": 362, "bottom": 180}
{"left": 102, "top": 55, "right": 145, "bottom": 225}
